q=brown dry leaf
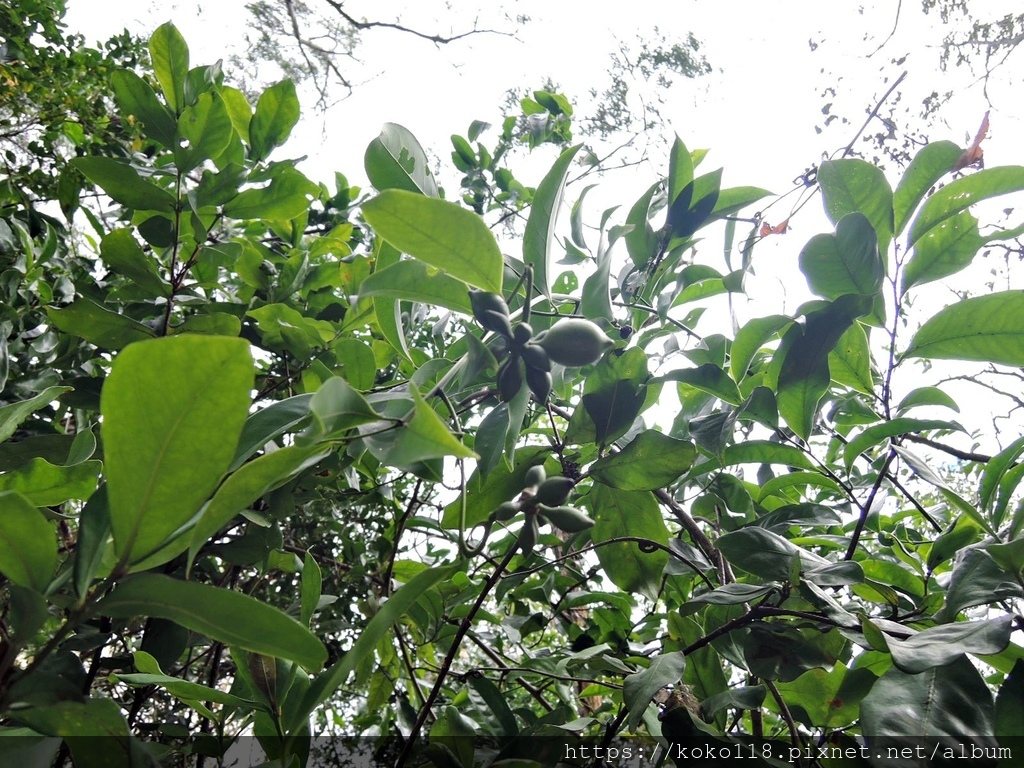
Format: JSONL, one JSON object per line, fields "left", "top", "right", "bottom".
{"left": 953, "top": 110, "right": 990, "bottom": 171}
{"left": 759, "top": 218, "right": 790, "bottom": 237}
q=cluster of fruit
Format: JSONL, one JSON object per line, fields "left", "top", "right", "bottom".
{"left": 469, "top": 290, "right": 613, "bottom": 403}
{"left": 488, "top": 464, "right": 594, "bottom": 556}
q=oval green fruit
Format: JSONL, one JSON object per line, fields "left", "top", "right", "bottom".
{"left": 536, "top": 504, "right": 594, "bottom": 533}
{"left": 534, "top": 476, "right": 575, "bottom": 506}
{"left": 536, "top": 318, "right": 613, "bottom": 367}
{"left": 523, "top": 464, "right": 546, "bottom": 488}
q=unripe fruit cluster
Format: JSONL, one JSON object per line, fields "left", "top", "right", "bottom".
{"left": 485, "top": 462, "right": 594, "bottom": 556}
{"left": 469, "top": 290, "right": 613, "bottom": 404}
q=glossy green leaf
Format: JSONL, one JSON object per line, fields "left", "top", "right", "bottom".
{"left": 927, "top": 515, "right": 982, "bottom": 571}
{"left": 743, "top": 624, "right": 844, "bottom": 682}
{"left": 523, "top": 144, "right": 582, "bottom": 296}
{"left": 717, "top": 527, "right": 828, "bottom": 581}
{"left": 667, "top": 136, "right": 694, "bottom": 207}
{"left": 249, "top": 79, "right": 300, "bottom": 161}
{"left": 892, "top": 445, "right": 997, "bottom": 537}
{"left": 174, "top": 91, "right": 233, "bottom": 172}
{"left": 937, "top": 550, "right": 1024, "bottom": 622}
{"left": 17, "top": 698, "right": 130, "bottom": 768}
{"left": 623, "top": 652, "right": 686, "bottom": 731}
{"left": 902, "top": 211, "right": 982, "bottom": 293}
{"left": 307, "top": 376, "right": 379, "bottom": 438}
{"left": 71, "top": 157, "right": 176, "bottom": 212}
{"left": 589, "top": 430, "right": 695, "bottom": 491}
{"left": 888, "top": 617, "right": 1013, "bottom": 674}
{"left": 473, "top": 403, "right": 510, "bottom": 481}
{"left": 230, "top": 394, "right": 313, "bottom": 471}
{"left": 580, "top": 347, "right": 649, "bottom": 447}
{"left": 709, "top": 186, "right": 773, "bottom": 221}
{"left": 904, "top": 291, "right": 1024, "bottom": 366}
{"left": 101, "top": 574, "right": 326, "bottom": 670}
{"left": 683, "top": 582, "right": 778, "bottom": 612}
{"left": 896, "top": 386, "right": 960, "bottom": 415}
{"left": 222, "top": 169, "right": 319, "bottom": 220}
{"left": 219, "top": 86, "right": 252, "bottom": 142}
{"left": 188, "top": 444, "right": 329, "bottom": 571}
{"left": 799, "top": 212, "right": 883, "bottom": 300}
{"left": 995, "top": 659, "right": 1024, "bottom": 742}
{"left": 102, "top": 335, "right": 253, "bottom": 562}
{"left": 47, "top": 299, "right": 156, "bottom": 350}
{"left": 149, "top": 22, "right": 189, "bottom": 113}
{"left": 371, "top": 240, "right": 411, "bottom": 361}
{"left": 364, "top": 385, "right": 475, "bottom": 468}
{"left": 721, "top": 440, "right": 814, "bottom": 470}
{"left": 300, "top": 552, "right": 321, "bottom": 627}
{"left": 775, "top": 295, "right": 871, "bottom": 440}
{"left": 908, "top": 165, "right": 1024, "bottom": 247}
{"left": 660, "top": 364, "right": 741, "bottom": 405}
{"left": 0, "top": 491, "right": 56, "bottom": 591}
{"left": 0, "top": 458, "right": 100, "bottom": 506}
{"left": 828, "top": 321, "right": 874, "bottom": 394}
{"left": 980, "top": 436, "right": 1024, "bottom": 513}
{"left": 364, "top": 122, "right": 438, "bottom": 197}
{"left": 844, "top": 418, "right": 959, "bottom": 470}
{"left": 99, "top": 229, "right": 168, "bottom": 297}
{"left": 861, "top": 657, "right": 995, "bottom": 743}
{"left": 756, "top": 471, "right": 844, "bottom": 503}
{"left": 296, "top": 564, "right": 458, "bottom": 725}
{"left": 893, "top": 140, "right": 962, "bottom": 236}
{"left": 590, "top": 484, "right": 669, "bottom": 600}
{"left": 0, "top": 386, "right": 68, "bottom": 444}
{"left": 113, "top": 652, "right": 255, "bottom": 708}
{"left": 817, "top": 159, "right": 893, "bottom": 252}
{"left": 624, "top": 182, "right": 659, "bottom": 268}
{"left": 73, "top": 487, "right": 111, "bottom": 599}
{"left": 362, "top": 190, "right": 502, "bottom": 293}
{"left": 441, "top": 446, "right": 549, "bottom": 529}
{"left": 730, "top": 314, "right": 789, "bottom": 381}
{"left": 358, "top": 259, "right": 473, "bottom": 314}
{"left": 111, "top": 69, "right": 176, "bottom": 148}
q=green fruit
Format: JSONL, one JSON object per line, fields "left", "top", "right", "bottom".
{"left": 520, "top": 343, "right": 550, "bottom": 372}
{"left": 534, "top": 476, "right": 575, "bottom": 506}
{"left": 470, "top": 291, "right": 512, "bottom": 336}
{"left": 536, "top": 504, "right": 594, "bottom": 533}
{"left": 497, "top": 357, "right": 523, "bottom": 401}
{"left": 513, "top": 322, "right": 533, "bottom": 345}
{"left": 525, "top": 365, "right": 552, "bottom": 403}
{"left": 536, "top": 318, "right": 613, "bottom": 367}
{"left": 518, "top": 514, "right": 540, "bottom": 556}
{"left": 489, "top": 500, "right": 521, "bottom": 522}
{"left": 523, "top": 464, "right": 546, "bottom": 488}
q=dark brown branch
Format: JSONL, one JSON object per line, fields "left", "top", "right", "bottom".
{"left": 904, "top": 434, "right": 993, "bottom": 464}
{"left": 322, "top": 0, "right": 512, "bottom": 44}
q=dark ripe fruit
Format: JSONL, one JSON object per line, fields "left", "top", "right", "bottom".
{"left": 523, "top": 464, "right": 546, "bottom": 487}
{"left": 513, "top": 322, "right": 533, "bottom": 345}
{"left": 534, "top": 476, "right": 575, "bottom": 506}
{"left": 470, "top": 290, "right": 510, "bottom": 322}
{"left": 525, "top": 365, "right": 552, "bottom": 403}
{"left": 520, "top": 343, "right": 551, "bottom": 372}
{"left": 535, "top": 504, "right": 595, "bottom": 532}
{"left": 484, "top": 309, "right": 514, "bottom": 339}
{"left": 536, "top": 318, "right": 614, "bottom": 367}
{"left": 497, "top": 357, "right": 523, "bottom": 401}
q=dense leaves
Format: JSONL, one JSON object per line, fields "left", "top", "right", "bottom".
{"left": 0, "top": 18, "right": 1022, "bottom": 768}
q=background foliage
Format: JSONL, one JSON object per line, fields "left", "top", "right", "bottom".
{"left": 1, "top": 6, "right": 1023, "bottom": 768}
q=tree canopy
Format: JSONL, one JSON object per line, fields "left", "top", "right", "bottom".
{"left": 0, "top": 10, "right": 1023, "bottom": 768}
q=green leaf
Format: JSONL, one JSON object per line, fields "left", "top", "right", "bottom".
{"left": 799, "top": 212, "right": 884, "bottom": 300}
{"left": 523, "top": 145, "right": 582, "bottom": 296}
{"left": 230, "top": 394, "right": 313, "bottom": 471}
{"left": 589, "top": 485, "right": 669, "bottom": 600}
{"left": 364, "top": 123, "right": 438, "bottom": 197}
{"left": 843, "top": 418, "right": 959, "bottom": 470}
{"left": 893, "top": 140, "right": 962, "bottom": 236}
{"left": 775, "top": 295, "right": 872, "bottom": 439}
{"left": 0, "top": 386, "right": 69, "bottom": 444}
{"left": 174, "top": 91, "right": 234, "bottom": 172}
{"left": 307, "top": 377, "right": 380, "bottom": 438}
{"left": 717, "top": 527, "right": 828, "bottom": 581}
{"left": 861, "top": 656, "right": 994, "bottom": 742}
{"left": 111, "top": 69, "right": 176, "bottom": 148}
{"left": 441, "top": 447, "right": 549, "bottom": 529}
{"left": 660, "top": 364, "right": 741, "bottom": 406}
{"left": 709, "top": 186, "right": 773, "bottom": 221}
{"left": 99, "top": 229, "right": 168, "bottom": 297}
{"left": 980, "top": 436, "right": 1024, "bottom": 513}
{"left": 249, "top": 79, "right": 300, "bottom": 161}
{"left": 667, "top": 136, "right": 694, "bottom": 208}
{"left": 113, "top": 652, "right": 255, "bottom": 708}
{"left": 100, "top": 574, "right": 326, "bottom": 670}
{"left": 362, "top": 190, "right": 502, "bottom": 293}
{"left": 904, "top": 291, "right": 1024, "bottom": 366}
{"left": 580, "top": 347, "right": 650, "bottom": 447}
{"left": 0, "top": 458, "right": 100, "bottom": 506}
{"left": 17, "top": 699, "right": 130, "bottom": 768}
{"left": 589, "top": 430, "right": 695, "bottom": 491}
{"left": 364, "top": 385, "right": 475, "bottom": 468}
{"left": 0, "top": 491, "right": 56, "bottom": 591}
{"left": 358, "top": 260, "right": 473, "bottom": 314}
{"left": 817, "top": 159, "right": 893, "bottom": 252}
{"left": 908, "top": 165, "right": 1024, "bottom": 247}
{"left": 371, "top": 240, "right": 411, "bottom": 361}
{"left": 901, "top": 211, "right": 983, "bottom": 293}
{"left": 721, "top": 440, "right": 814, "bottom": 470}
{"left": 102, "top": 335, "right": 253, "bottom": 563}
{"left": 71, "top": 157, "right": 176, "bottom": 212}
{"left": 295, "top": 564, "right": 458, "bottom": 726}
{"left": 149, "top": 22, "right": 189, "bottom": 113}
{"left": 623, "top": 652, "right": 686, "bottom": 731}
{"left": 222, "top": 169, "right": 319, "bottom": 220}
{"left": 624, "top": 182, "right": 660, "bottom": 268}
{"left": 683, "top": 582, "right": 779, "bottom": 612}
{"left": 187, "top": 444, "right": 329, "bottom": 572}
{"left": 829, "top": 321, "right": 874, "bottom": 394}
{"left": 887, "top": 616, "right": 1013, "bottom": 674}
{"left": 995, "top": 659, "right": 1024, "bottom": 742}
{"left": 937, "top": 549, "right": 1024, "bottom": 621}
{"left": 47, "top": 298, "right": 156, "bottom": 350}
{"left": 896, "top": 386, "right": 960, "bottom": 415}
{"left": 300, "top": 552, "right": 321, "bottom": 627}
{"left": 73, "top": 487, "right": 110, "bottom": 599}
{"left": 730, "top": 314, "right": 790, "bottom": 381}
